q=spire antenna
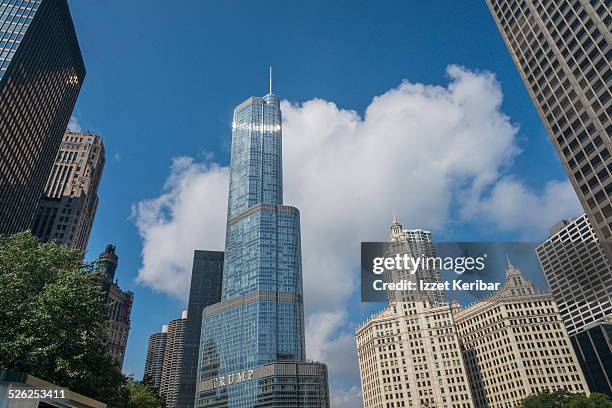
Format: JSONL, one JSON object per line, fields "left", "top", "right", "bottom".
{"left": 269, "top": 65, "right": 272, "bottom": 94}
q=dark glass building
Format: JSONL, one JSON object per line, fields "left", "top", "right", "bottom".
{"left": 178, "top": 250, "right": 224, "bottom": 408}
{"left": 570, "top": 320, "right": 612, "bottom": 396}
{"left": 0, "top": 0, "right": 85, "bottom": 236}
{"left": 196, "top": 83, "right": 329, "bottom": 407}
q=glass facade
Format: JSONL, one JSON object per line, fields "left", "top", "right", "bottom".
{"left": 0, "top": 0, "right": 85, "bottom": 235}
{"left": 179, "top": 250, "right": 224, "bottom": 408}
{"left": 196, "top": 91, "right": 328, "bottom": 407}
{"left": 570, "top": 321, "right": 612, "bottom": 396}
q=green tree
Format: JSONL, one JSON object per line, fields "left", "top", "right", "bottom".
{"left": 125, "top": 380, "right": 165, "bottom": 408}
{"left": 520, "top": 389, "right": 612, "bottom": 408}
{"left": 568, "top": 393, "right": 612, "bottom": 408}
{"left": 0, "top": 232, "right": 127, "bottom": 405}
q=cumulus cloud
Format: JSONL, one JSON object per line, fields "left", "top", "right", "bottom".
{"left": 330, "top": 386, "right": 363, "bottom": 408}
{"left": 132, "top": 65, "right": 579, "bottom": 405}
{"left": 306, "top": 311, "right": 360, "bottom": 383}
{"left": 470, "top": 178, "right": 581, "bottom": 237}
{"left": 132, "top": 157, "right": 228, "bottom": 299}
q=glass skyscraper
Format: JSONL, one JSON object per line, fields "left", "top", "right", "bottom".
{"left": 0, "top": 0, "right": 85, "bottom": 235}
{"left": 196, "top": 85, "right": 329, "bottom": 407}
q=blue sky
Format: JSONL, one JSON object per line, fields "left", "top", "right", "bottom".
{"left": 67, "top": 0, "right": 579, "bottom": 403}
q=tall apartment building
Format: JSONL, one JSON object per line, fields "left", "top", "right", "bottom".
{"left": 144, "top": 325, "right": 169, "bottom": 394}
{"left": 31, "top": 131, "right": 105, "bottom": 251}
{"left": 357, "top": 219, "right": 475, "bottom": 408}
{"left": 161, "top": 311, "right": 188, "bottom": 408}
{"left": 0, "top": 0, "right": 85, "bottom": 235}
{"left": 486, "top": 0, "right": 612, "bottom": 261}
{"left": 177, "top": 250, "right": 224, "bottom": 408}
{"left": 536, "top": 214, "right": 612, "bottom": 395}
{"left": 196, "top": 80, "right": 329, "bottom": 407}
{"left": 453, "top": 261, "right": 588, "bottom": 408}
{"left": 96, "top": 244, "right": 133, "bottom": 369}
{"left": 536, "top": 214, "right": 612, "bottom": 336}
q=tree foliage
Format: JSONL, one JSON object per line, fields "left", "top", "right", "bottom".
{"left": 125, "top": 380, "right": 165, "bottom": 408}
{"left": 519, "top": 389, "right": 612, "bottom": 408}
{"left": 0, "top": 232, "right": 126, "bottom": 405}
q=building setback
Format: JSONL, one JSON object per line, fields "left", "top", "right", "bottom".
{"left": 144, "top": 325, "right": 169, "bottom": 394}
{"left": 96, "top": 244, "right": 133, "bottom": 369}
{"left": 161, "top": 311, "right": 188, "bottom": 408}
{"left": 177, "top": 250, "right": 224, "bottom": 408}
{"left": 0, "top": 0, "right": 85, "bottom": 236}
{"left": 453, "top": 261, "right": 588, "bottom": 408}
{"left": 32, "top": 131, "right": 104, "bottom": 251}
{"left": 486, "top": 0, "right": 612, "bottom": 261}
{"left": 357, "top": 219, "right": 475, "bottom": 408}
{"left": 196, "top": 80, "right": 329, "bottom": 407}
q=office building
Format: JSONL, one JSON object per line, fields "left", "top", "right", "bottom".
{"left": 536, "top": 214, "right": 612, "bottom": 396}
{"left": 178, "top": 250, "right": 224, "bottom": 408}
{"left": 486, "top": 0, "right": 612, "bottom": 261}
{"left": 196, "top": 79, "right": 329, "bottom": 407}
{"left": 357, "top": 219, "right": 475, "bottom": 408}
{"left": 536, "top": 214, "right": 612, "bottom": 336}
{"left": 357, "top": 302, "right": 475, "bottom": 408}
{"left": 570, "top": 319, "right": 612, "bottom": 396}
{"left": 161, "top": 311, "right": 188, "bottom": 408}
{"left": 96, "top": 244, "right": 133, "bottom": 369}
{"left": 453, "top": 261, "right": 588, "bottom": 408}
{"left": 0, "top": 0, "right": 85, "bottom": 235}
{"left": 31, "top": 131, "right": 105, "bottom": 251}
{"left": 385, "top": 217, "right": 444, "bottom": 305}
{"left": 144, "top": 325, "right": 169, "bottom": 394}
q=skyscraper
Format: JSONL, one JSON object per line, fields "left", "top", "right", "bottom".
{"left": 570, "top": 319, "right": 612, "bottom": 396}
{"left": 486, "top": 0, "right": 612, "bottom": 261}
{"left": 536, "top": 214, "right": 612, "bottom": 336}
{"left": 357, "top": 219, "right": 475, "bottom": 408}
{"left": 96, "top": 244, "right": 134, "bottom": 369}
{"left": 453, "top": 261, "right": 588, "bottom": 407}
{"left": 196, "top": 79, "right": 329, "bottom": 407}
{"left": 162, "top": 311, "right": 189, "bottom": 408}
{"left": 31, "top": 131, "right": 105, "bottom": 251}
{"left": 536, "top": 214, "right": 612, "bottom": 395}
{"left": 178, "top": 250, "right": 224, "bottom": 408}
{"left": 385, "top": 219, "right": 445, "bottom": 305}
{"left": 145, "top": 325, "right": 169, "bottom": 394}
{"left": 0, "top": 0, "right": 85, "bottom": 235}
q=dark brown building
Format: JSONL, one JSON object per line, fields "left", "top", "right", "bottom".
{"left": 0, "top": 0, "right": 85, "bottom": 236}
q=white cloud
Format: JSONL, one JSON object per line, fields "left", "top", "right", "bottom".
{"left": 306, "top": 311, "right": 361, "bottom": 384}
{"left": 68, "top": 115, "right": 82, "bottom": 132}
{"left": 470, "top": 178, "right": 581, "bottom": 237}
{"left": 131, "top": 157, "right": 228, "bottom": 299}
{"left": 131, "top": 65, "right": 580, "bottom": 404}
{"left": 330, "top": 386, "right": 363, "bottom": 408}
